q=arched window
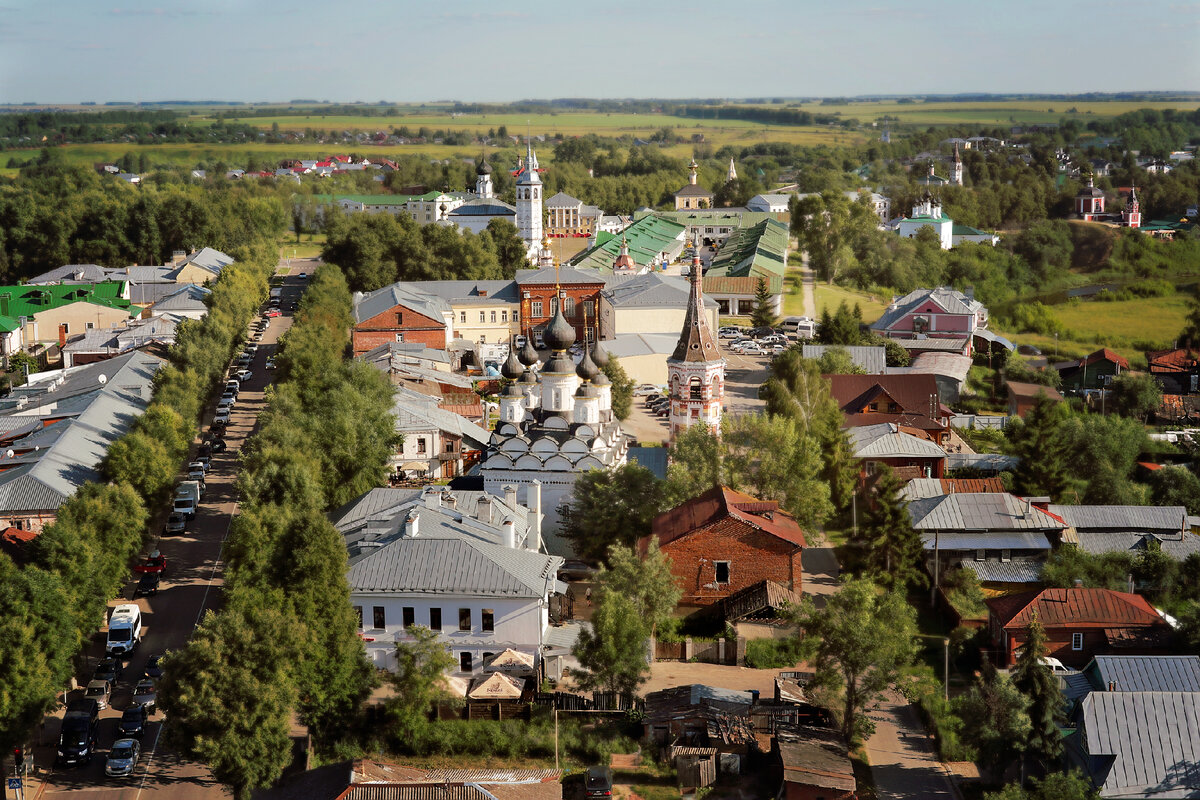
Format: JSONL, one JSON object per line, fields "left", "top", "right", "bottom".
{"left": 689, "top": 377, "right": 703, "bottom": 400}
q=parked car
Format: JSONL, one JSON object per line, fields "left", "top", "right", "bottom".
{"left": 264, "top": 309, "right": 282, "bottom": 318}
{"left": 585, "top": 766, "right": 614, "bottom": 799}
{"left": 134, "top": 572, "right": 160, "bottom": 598}
{"left": 209, "top": 437, "right": 228, "bottom": 454}
{"left": 297, "top": 272, "right": 308, "bottom": 280}
{"left": 235, "top": 369, "right": 252, "bottom": 383}
{"left": 118, "top": 705, "right": 148, "bottom": 740}
{"left": 224, "top": 381, "right": 240, "bottom": 397}
{"left": 558, "top": 560, "right": 598, "bottom": 581}
{"left": 84, "top": 679, "right": 111, "bottom": 710}
{"left": 187, "top": 466, "right": 205, "bottom": 482}
{"left": 105, "top": 737, "right": 141, "bottom": 778}
{"left": 654, "top": 405, "right": 671, "bottom": 417}
{"left": 92, "top": 658, "right": 123, "bottom": 685}
{"left": 132, "top": 679, "right": 157, "bottom": 715}
{"left": 164, "top": 512, "right": 187, "bottom": 536}
{"left": 265, "top": 356, "right": 276, "bottom": 370}
{"left": 57, "top": 699, "right": 99, "bottom": 766}
{"left": 135, "top": 551, "right": 167, "bottom": 574}
{"left": 143, "top": 654, "right": 164, "bottom": 679}
{"left": 214, "top": 409, "right": 231, "bottom": 425}
{"left": 632, "top": 384, "right": 661, "bottom": 396}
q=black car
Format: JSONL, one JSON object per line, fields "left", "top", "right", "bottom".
{"left": 118, "top": 704, "right": 148, "bottom": 739}
{"left": 210, "top": 437, "right": 227, "bottom": 454}
{"left": 92, "top": 658, "right": 123, "bottom": 684}
{"left": 57, "top": 699, "right": 99, "bottom": 766}
{"left": 585, "top": 766, "right": 613, "bottom": 799}
{"left": 135, "top": 572, "right": 160, "bottom": 597}
{"left": 143, "top": 654, "right": 164, "bottom": 679}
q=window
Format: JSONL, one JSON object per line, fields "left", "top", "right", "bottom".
{"left": 550, "top": 297, "right": 558, "bottom": 315}
{"left": 86, "top": 322, "right": 95, "bottom": 330}
{"left": 1072, "top": 632, "right": 1084, "bottom": 651}
{"left": 416, "top": 438, "right": 427, "bottom": 454}
{"left": 460, "top": 311, "right": 467, "bottom": 323}
{"left": 975, "top": 549, "right": 985, "bottom": 562}
{"left": 715, "top": 561, "right": 730, "bottom": 584}
{"left": 373, "top": 606, "right": 386, "bottom": 630}
{"left": 482, "top": 609, "right": 494, "bottom": 632}
{"left": 1000, "top": 549, "right": 1012, "bottom": 563}
{"left": 501, "top": 310, "right": 508, "bottom": 322}
{"left": 429, "top": 608, "right": 442, "bottom": 631}
{"left": 583, "top": 300, "right": 594, "bottom": 320}
{"left": 402, "top": 607, "right": 414, "bottom": 629}
{"left": 460, "top": 652, "right": 473, "bottom": 672}
{"left": 62, "top": 323, "right": 70, "bottom": 334}
{"left": 395, "top": 312, "right": 403, "bottom": 325}
{"left": 563, "top": 296, "right": 575, "bottom": 316}
{"left": 483, "top": 652, "right": 495, "bottom": 666}
{"left": 353, "top": 605, "right": 363, "bottom": 630}
{"left": 689, "top": 377, "right": 703, "bottom": 400}
{"left": 395, "top": 333, "right": 405, "bottom": 343}
{"left": 459, "top": 608, "right": 472, "bottom": 631}
{"left": 479, "top": 311, "right": 486, "bottom": 323}
{"left": 490, "top": 310, "right": 497, "bottom": 323}
{"left": 531, "top": 300, "right": 543, "bottom": 318}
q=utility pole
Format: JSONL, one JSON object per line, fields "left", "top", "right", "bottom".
{"left": 943, "top": 638, "right": 951, "bottom": 702}
{"left": 930, "top": 529, "right": 940, "bottom": 608}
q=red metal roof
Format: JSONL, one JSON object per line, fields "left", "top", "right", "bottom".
{"left": 651, "top": 486, "right": 806, "bottom": 548}
{"left": 1147, "top": 348, "right": 1200, "bottom": 373}
{"left": 1080, "top": 348, "right": 1130, "bottom": 369}
{"left": 987, "top": 586, "right": 1167, "bottom": 631}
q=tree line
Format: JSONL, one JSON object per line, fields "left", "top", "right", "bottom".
{"left": 160, "top": 264, "right": 397, "bottom": 799}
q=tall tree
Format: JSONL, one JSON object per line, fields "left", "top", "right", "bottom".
{"left": 854, "top": 466, "right": 926, "bottom": 591}
{"left": 1010, "top": 613, "right": 1066, "bottom": 768}
{"left": 953, "top": 660, "right": 1031, "bottom": 777}
{"left": 1148, "top": 465, "right": 1200, "bottom": 515}
{"left": 599, "top": 540, "right": 682, "bottom": 638}
{"left": 790, "top": 578, "right": 918, "bottom": 742}
{"left": 387, "top": 625, "right": 457, "bottom": 740}
{"left": 1007, "top": 396, "right": 1074, "bottom": 501}
{"left": 572, "top": 591, "right": 651, "bottom": 696}
{"left": 1109, "top": 372, "right": 1162, "bottom": 423}
{"left": 750, "top": 277, "right": 778, "bottom": 329}
{"left": 559, "top": 464, "right": 667, "bottom": 563}
{"left": 601, "top": 355, "right": 636, "bottom": 421}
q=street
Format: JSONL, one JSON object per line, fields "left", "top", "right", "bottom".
{"left": 19, "top": 258, "right": 317, "bottom": 800}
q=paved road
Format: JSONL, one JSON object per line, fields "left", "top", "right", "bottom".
{"left": 865, "top": 690, "right": 960, "bottom": 800}
{"left": 24, "top": 260, "right": 315, "bottom": 800}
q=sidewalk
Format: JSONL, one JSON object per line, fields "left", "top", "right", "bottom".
{"left": 865, "top": 690, "right": 959, "bottom": 800}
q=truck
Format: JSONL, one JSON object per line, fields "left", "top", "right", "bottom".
{"left": 174, "top": 480, "right": 201, "bottom": 518}
{"left": 57, "top": 698, "right": 99, "bottom": 766}
{"left": 106, "top": 604, "right": 142, "bottom": 658}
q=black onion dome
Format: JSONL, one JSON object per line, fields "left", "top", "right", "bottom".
{"left": 501, "top": 344, "right": 524, "bottom": 380}
{"left": 544, "top": 353, "right": 576, "bottom": 375}
{"left": 575, "top": 383, "right": 601, "bottom": 399}
{"left": 476, "top": 157, "right": 492, "bottom": 175}
{"left": 591, "top": 339, "right": 610, "bottom": 368}
{"left": 575, "top": 348, "right": 599, "bottom": 381}
{"left": 544, "top": 307, "right": 576, "bottom": 351}
{"left": 591, "top": 370, "right": 611, "bottom": 387}
{"left": 502, "top": 382, "right": 525, "bottom": 398}
{"left": 520, "top": 368, "right": 537, "bottom": 385}
{"left": 518, "top": 338, "right": 540, "bottom": 367}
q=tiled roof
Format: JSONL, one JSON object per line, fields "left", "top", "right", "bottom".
{"left": 652, "top": 485, "right": 806, "bottom": 549}
{"left": 908, "top": 492, "right": 1066, "bottom": 531}
{"left": 1147, "top": 348, "right": 1200, "bottom": 373}
{"left": 986, "top": 586, "right": 1167, "bottom": 631}
{"left": 1077, "top": 692, "right": 1200, "bottom": 798}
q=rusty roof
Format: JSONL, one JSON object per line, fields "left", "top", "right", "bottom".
{"left": 827, "top": 373, "right": 949, "bottom": 418}
{"left": 651, "top": 486, "right": 806, "bottom": 549}
{"left": 778, "top": 735, "right": 856, "bottom": 793}
{"left": 1147, "top": 348, "right": 1200, "bottom": 373}
{"left": 986, "top": 587, "right": 1168, "bottom": 631}
{"left": 1006, "top": 381, "right": 1064, "bottom": 401}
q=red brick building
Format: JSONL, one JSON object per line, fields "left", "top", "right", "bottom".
{"left": 646, "top": 486, "right": 805, "bottom": 607}
{"left": 352, "top": 284, "right": 452, "bottom": 355}
{"left": 986, "top": 585, "right": 1173, "bottom": 669}
{"left": 516, "top": 267, "right": 605, "bottom": 344}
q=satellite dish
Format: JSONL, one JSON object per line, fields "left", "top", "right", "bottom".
{"left": 98, "top": 374, "right": 107, "bottom": 384}
{"left": 5, "top": 450, "right": 13, "bottom": 459}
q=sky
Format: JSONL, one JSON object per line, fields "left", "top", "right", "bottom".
{"left": 2, "top": 0, "right": 1198, "bottom": 104}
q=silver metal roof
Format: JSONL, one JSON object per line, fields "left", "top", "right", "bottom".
{"left": 392, "top": 388, "right": 490, "bottom": 447}
{"left": 909, "top": 493, "right": 1066, "bottom": 531}
{"left": 347, "top": 536, "right": 560, "bottom": 597}
{"left": 922, "top": 532, "right": 1052, "bottom": 551}
{"left": 946, "top": 452, "right": 1019, "bottom": 472}
{"left": 1076, "top": 531, "right": 1200, "bottom": 560}
{"left": 602, "top": 272, "right": 718, "bottom": 309}
{"left": 802, "top": 345, "right": 886, "bottom": 374}
{"left": 1079, "top": 691, "right": 1200, "bottom": 798}
{"left": 1089, "top": 656, "right": 1200, "bottom": 693}
{"left": 1049, "top": 504, "right": 1189, "bottom": 533}
{"left": 871, "top": 287, "right": 984, "bottom": 332}
{"left": 957, "top": 559, "right": 1043, "bottom": 583}
{"left": 353, "top": 283, "right": 451, "bottom": 325}
{"left": 849, "top": 423, "right": 946, "bottom": 459}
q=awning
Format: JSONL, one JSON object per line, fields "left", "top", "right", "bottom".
{"left": 467, "top": 671, "right": 524, "bottom": 700}
{"left": 485, "top": 648, "right": 535, "bottom": 675}
{"left": 973, "top": 329, "right": 1015, "bottom": 351}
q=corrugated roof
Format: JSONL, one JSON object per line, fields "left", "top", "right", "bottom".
{"left": 957, "top": 559, "right": 1043, "bottom": 583}
{"left": 393, "top": 388, "right": 490, "bottom": 448}
{"left": 705, "top": 218, "right": 790, "bottom": 281}
{"left": 1075, "top": 531, "right": 1200, "bottom": 560}
{"left": 908, "top": 492, "right": 1066, "bottom": 532}
{"left": 652, "top": 485, "right": 806, "bottom": 549}
{"left": 923, "top": 532, "right": 1051, "bottom": 551}
{"left": 603, "top": 272, "right": 718, "bottom": 310}
{"left": 802, "top": 345, "right": 886, "bottom": 375}
{"left": 354, "top": 284, "right": 451, "bottom": 325}
{"left": 987, "top": 587, "right": 1167, "bottom": 631}
{"left": 1079, "top": 692, "right": 1200, "bottom": 798}
{"left": 568, "top": 215, "right": 686, "bottom": 271}
{"left": 903, "top": 476, "right": 1006, "bottom": 500}
{"left": 702, "top": 275, "right": 784, "bottom": 296}
{"left": 179, "top": 247, "right": 234, "bottom": 275}
{"left": 946, "top": 452, "right": 1019, "bottom": 472}
{"left": 848, "top": 423, "right": 946, "bottom": 459}
{"left": 516, "top": 266, "right": 607, "bottom": 286}
{"left": 1089, "top": 656, "right": 1200, "bottom": 693}
{"left": 1049, "top": 504, "right": 1189, "bottom": 533}
{"left": 778, "top": 737, "right": 856, "bottom": 793}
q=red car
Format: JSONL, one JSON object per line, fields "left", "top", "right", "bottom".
{"left": 134, "top": 551, "right": 167, "bottom": 575}
{"left": 264, "top": 309, "right": 282, "bottom": 318}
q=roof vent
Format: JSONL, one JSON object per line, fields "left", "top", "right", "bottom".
{"left": 1073, "top": 578, "right": 1084, "bottom": 588}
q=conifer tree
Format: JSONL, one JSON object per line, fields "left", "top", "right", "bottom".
{"left": 1010, "top": 613, "right": 1066, "bottom": 767}
{"left": 750, "top": 277, "right": 778, "bottom": 329}
{"left": 855, "top": 465, "right": 926, "bottom": 591}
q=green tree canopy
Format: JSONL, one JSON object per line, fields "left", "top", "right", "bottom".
{"left": 953, "top": 660, "right": 1031, "bottom": 776}
{"left": 387, "top": 625, "right": 458, "bottom": 740}
{"left": 1010, "top": 613, "right": 1067, "bottom": 767}
{"left": 559, "top": 464, "right": 667, "bottom": 563}
{"left": 853, "top": 465, "right": 926, "bottom": 592}
{"left": 750, "top": 277, "right": 778, "bottom": 329}
{"left": 572, "top": 590, "right": 651, "bottom": 696}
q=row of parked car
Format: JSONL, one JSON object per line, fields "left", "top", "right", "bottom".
{"left": 61, "top": 655, "right": 162, "bottom": 775}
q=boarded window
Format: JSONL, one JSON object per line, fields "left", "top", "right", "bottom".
{"left": 460, "top": 652, "right": 473, "bottom": 672}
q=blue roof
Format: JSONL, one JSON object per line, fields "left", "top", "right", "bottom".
{"left": 628, "top": 446, "right": 668, "bottom": 480}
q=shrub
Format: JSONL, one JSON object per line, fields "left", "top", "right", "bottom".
{"left": 745, "top": 637, "right": 803, "bottom": 669}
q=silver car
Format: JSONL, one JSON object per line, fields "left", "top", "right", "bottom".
{"left": 84, "top": 679, "right": 111, "bottom": 710}
{"left": 105, "top": 737, "right": 140, "bottom": 777}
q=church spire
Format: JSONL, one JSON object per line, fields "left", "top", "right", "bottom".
{"left": 667, "top": 248, "right": 725, "bottom": 443}
{"left": 668, "top": 251, "right": 720, "bottom": 364}
{"left": 727, "top": 158, "right": 737, "bottom": 182}
{"left": 688, "top": 155, "right": 698, "bottom": 186}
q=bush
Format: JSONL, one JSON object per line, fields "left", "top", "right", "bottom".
{"left": 744, "top": 637, "right": 803, "bottom": 669}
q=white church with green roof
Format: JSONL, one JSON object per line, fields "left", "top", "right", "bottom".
{"left": 896, "top": 191, "right": 954, "bottom": 250}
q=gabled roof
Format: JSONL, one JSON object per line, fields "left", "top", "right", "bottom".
{"left": 569, "top": 215, "right": 687, "bottom": 272}
{"left": 802, "top": 345, "right": 886, "bottom": 375}
{"left": 902, "top": 476, "right": 1006, "bottom": 500}
{"left": 848, "top": 422, "right": 946, "bottom": 459}
{"left": 705, "top": 219, "right": 790, "bottom": 281}
{"left": 392, "top": 388, "right": 490, "bottom": 448}
{"left": 1077, "top": 348, "right": 1131, "bottom": 370}
{"left": 545, "top": 191, "right": 581, "bottom": 209}
{"left": 651, "top": 485, "right": 806, "bottom": 549}
{"left": 178, "top": 247, "right": 234, "bottom": 275}
{"left": 1006, "top": 381, "right": 1064, "bottom": 402}
{"left": 908, "top": 492, "right": 1066, "bottom": 532}
{"left": 1074, "top": 531, "right": 1200, "bottom": 561}
{"left": 1078, "top": 691, "right": 1200, "bottom": 799}
{"left": 827, "top": 373, "right": 948, "bottom": 418}
{"left": 674, "top": 183, "right": 713, "bottom": 197}
{"left": 354, "top": 284, "right": 450, "bottom": 325}
{"left": 1147, "top": 348, "right": 1200, "bottom": 373}
{"left": 604, "top": 272, "right": 718, "bottom": 310}
{"left": 702, "top": 275, "right": 784, "bottom": 296}
{"left": 1087, "top": 655, "right": 1200, "bottom": 693}
{"left": 153, "top": 283, "right": 210, "bottom": 311}
{"left": 515, "top": 266, "right": 606, "bottom": 287}
{"left": 26, "top": 264, "right": 109, "bottom": 284}
{"left": 870, "top": 287, "right": 984, "bottom": 332}
{"left": 986, "top": 586, "right": 1167, "bottom": 631}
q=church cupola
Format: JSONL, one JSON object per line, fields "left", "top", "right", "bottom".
{"left": 573, "top": 382, "right": 601, "bottom": 425}
{"left": 727, "top": 158, "right": 737, "bottom": 182}
{"left": 500, "top": 381, "right": 526, "bottom": 424}
{"left": 612, "top": 235, "right": 636, "bottom": 272}
{"left": 688, "top": 156, "right": 699, "bottom": 186}
{"left": 544, "top": 301, "right": 576, "bottom": 352}
{"left": 501, "top": 340, "right": 524, "bottom": 381}
{"left": 591, "top": 339, "right": 610, "bottom": 369}
{"left": 475, "top": 155, "right": 493, "bottom": 199}
{"left": 575, "top": 347, "right": 599, "bottom": 382}
{"left": 667, "top": 252, "right": 725, "bottom": 444}
{"left": 950, "top": 143, "right": 964, "bottom": 186}
{"left": 518, "top": 336, "right": 540, "bottom": 368}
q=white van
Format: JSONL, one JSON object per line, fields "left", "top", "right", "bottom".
{"left": 781, "top": 316, "right": 817, "bottom": 339}
{"left": 106, "top": 604, "right": 142, "bottom": 658}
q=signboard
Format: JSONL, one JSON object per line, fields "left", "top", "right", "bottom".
{"left": 7, "top": 777, "right": 21, "bottom": 789}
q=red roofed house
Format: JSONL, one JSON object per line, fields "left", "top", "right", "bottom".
{"left": 985, "top": 585, "right": 1173, "bottom": 668}
{"left": 1057, "top": 348, "right": 1129, "bottom": 392}
{"left": 1006, "top": 381, "right": 1064, "bottom": 417}
{"left": 646, "top": 486, "right": 805, "bottom": 607}
{"left": 1146, "top": 347, "right": 1200, "bottom": 395}
{"left": 826, "top": 373, "right": 952, "bottom": 445}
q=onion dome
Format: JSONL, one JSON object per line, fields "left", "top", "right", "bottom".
{"left": 591, "top": 339, "right": 610, "bottom": 369}
{"left": 520, "top": 368, "right": 537, "bottom": 386}
{"left": 544, "top": 352, "right": 576, "bottom": 375}
{"left": 502, "top": 382, "right": 525, "bottom": 398}
{"left": 518, "top": 338, "right": 540, "bottom": 367}
{"left": 544, "top": 306, "right": 576, "bottom": 351}
{"left": 591, "top": 370, "right": 611, "bottom": 387}
{"left": 575, "top": 383, "right": 601, "bottom": 399}
{"left": 501, "top": 344, "right": 524, "bottom": 380}
{"left": 476, "top": 155, "right": 492, "bottom": 175}
{"left": 575, "top": 347, "right": 599, "bottom": 381}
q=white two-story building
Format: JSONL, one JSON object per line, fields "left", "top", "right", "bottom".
{"left": 336, "top": 485, "right": 564, "bottom": 677}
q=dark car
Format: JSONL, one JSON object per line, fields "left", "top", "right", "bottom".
{"left": 118, "top": 704, "right": 148, "bottom": 739}
{"left": 143, "top": 654, "right": 164, "bottom": 679}
{"left": 133, "top": 679, "right": 157, "bottom": 714}
{"left": 585, "top": 766, "right": 613, "bottom": 799}
{"left": 57, "top": 699, "right": 99, "bottom": 766}
{"left": 134, "top": 572, "right": 160, "bottom": 597}
{"left": 210, "top": 437, "right": 227, "bottom": 454}
{"left": 93, "top": 658, "right": 123, "bottom": 684}
{"left": 165, "top": 512, "right": 187, "bottom": 536}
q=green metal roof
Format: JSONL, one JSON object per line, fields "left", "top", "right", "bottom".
{"left": 633, "top": 209, "right": 775, "bottom": 227}
{"left": 952, "top": 224, "right": 991, "bottom": 236}
{"left": 705, "top": 218, "right": 790, "bottom": 281}
{"left": 569, "top": 215, "right": 687, "bottom": 271}
{"left": 0, "top": 282, "right": 134, "bottom": 332}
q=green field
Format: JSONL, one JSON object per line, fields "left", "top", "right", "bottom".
{"left": 772, "top": 99, "right": 1200, "bottom": 128}
{"left": 813, "top": 283, "right": 891, "bottom": 323}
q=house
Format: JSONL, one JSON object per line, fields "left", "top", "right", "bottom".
{"left": 951, "top": 224, "right": 999, "bottom": 246}
{"left": 390, "top": 387, "right": 490, "bottom": 481}
{"left": 516, "top": 267, "right": 606, "bottom": 345}
{"left": 887, "top": 351, "right": 974, "bottom": 406}
{"left": 701, "top": 275, "right": 783, "bottom": 319}
{"left": 1057, "top": 348, "right": 1130, "bottom": 392}
{"left": 985, "top": 585, "right": 1174, "bottom": 668}
{"left": 1081, "top": 654, "right": 1200, "bottom": 694}
{"left": 910, "top": 492, "right": 1065, "bottom": 585}
{"left": 444, "top": 198, "right": 517, "bottom": 236}
{"left": 0, "top": 351, "right": 164, "bottom": 534}
{"left": 1006, "top": 381, "right": 1064, "bottom": 416}
{"left": 776, "top": 732, "right": 857, "bottom": 800}
{"left": 826, "top": 373, "right": 952, "bottom": 442}
{"left": 603, "top": 272, "right": 720, "bottom": 339}
{"left": 848, "top": 423, "right": 948, "bottom": 480}
{"left": 403, "top": 280, "right": 522, "bottom": 346}
{"left": 703, "top": 219, "right": 790, "bottom": 284}
{"left": 62, "top": 314, "right": 180, "bottom": 368}
{"left": 147, "top": 284, "right": 211, "bottom": 320}
{"left": 896, "top": 192, "right": 953, "bottom": 249}
{"left": 1068, "top": 691, "right": 1200, "bottom": 799}
{"left": 1047, "top": 504, "right": 1200, "bottom": 562}
{"left": 901, "top": 477, "right": 1006, "bottom": 500}
{"left": 643, "top": 684, "right": 757, "bottom": 748}
{"left": 170, "top": 247, "right": 235, "bottom": 284}
{"left": 674, "top": 158, "right": 714, "bottom": 210}
{"left": 0, "top": 282, "right": 137, "bottom": 352}
{"left": 335, "top": 485, "right": 563, "bottom": 675}
{"left": 1146, "top": 347, "right": 1200, "bottom": 395}
{"left": 352, "top": 284, "right": 454, "bottom": 355}
{"left": 802, "top": 345, "right": 886, "bottom": 374}
{"left": 869, "top": 286, "right": 987, "bottom": 356}
{"left": 544, "top": 192, "right": 603, "bottom": 238}
{"left": 647, "top": 486, "right": 805, "bottom": 607}
{"left": 746, "top": 193, "right": 792, "bottom": 215}
{"left": 569, "top": 214, "right": 687, "bottom": 272}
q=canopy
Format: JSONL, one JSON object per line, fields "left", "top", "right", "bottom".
{"left": 467, "top": 671, "right": 524, "bottom": 700}
{"left": 485, "top": 648, "right": 535, "bottom": 675}
{"left": 973, "top": 328, "right": 1015, "bottom": 351}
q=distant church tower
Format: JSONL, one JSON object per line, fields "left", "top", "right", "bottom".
{"left": 1123, "top": 185, "right": 1142, "bottom": 228}
{"left": 667, "top": 251, "right": 725, "bottom": 444}
{"left": 727, "top": 158, "right": 737, "bottom": 182}
{"left": 515, "top": 142, "right": 543, "bottom": 257}
{"left": 950, "top": 143, "right": 964, "bottom": 186}
{"left": 475, "top": 155, "right": 493, "bottom": 199}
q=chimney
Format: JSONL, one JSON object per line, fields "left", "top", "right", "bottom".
{"left": 503, "top": 519, "right": 516, "bottom": 549}
{"left": 1108, "top": 681, "right": 1116, "bottom": 692}
{"left": 1024, "top": 497, "right": 1032, "bottom": 517}
{"left": 477, "top": 495, "right": 492, "bottom": 524}
{"left": 58, "top": 323, "right": 68, "bottom": 348}
{"left": 404, "top": 510, "right": 419, "bottom": 538}
{"left": 527, "top": 480, "right": 542, "bottom": 552}
{"left": 441, "top": 489, "right": 456, "bottom": 509}
{"left": 423, "top": 486, "right": 440, "bottom": 509}
{"left": 1073, "top": 578, "right": 1084, "bottom": 588}
{"left": 504, "top": 484, "right": 517, "bottom": 509}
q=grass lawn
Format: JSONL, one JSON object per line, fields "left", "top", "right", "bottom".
{"left": 813, "top": 284, "right": 890, "bottom": 323}
{"left": 279, "top": 233, "right": 327, "bottom": 260}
